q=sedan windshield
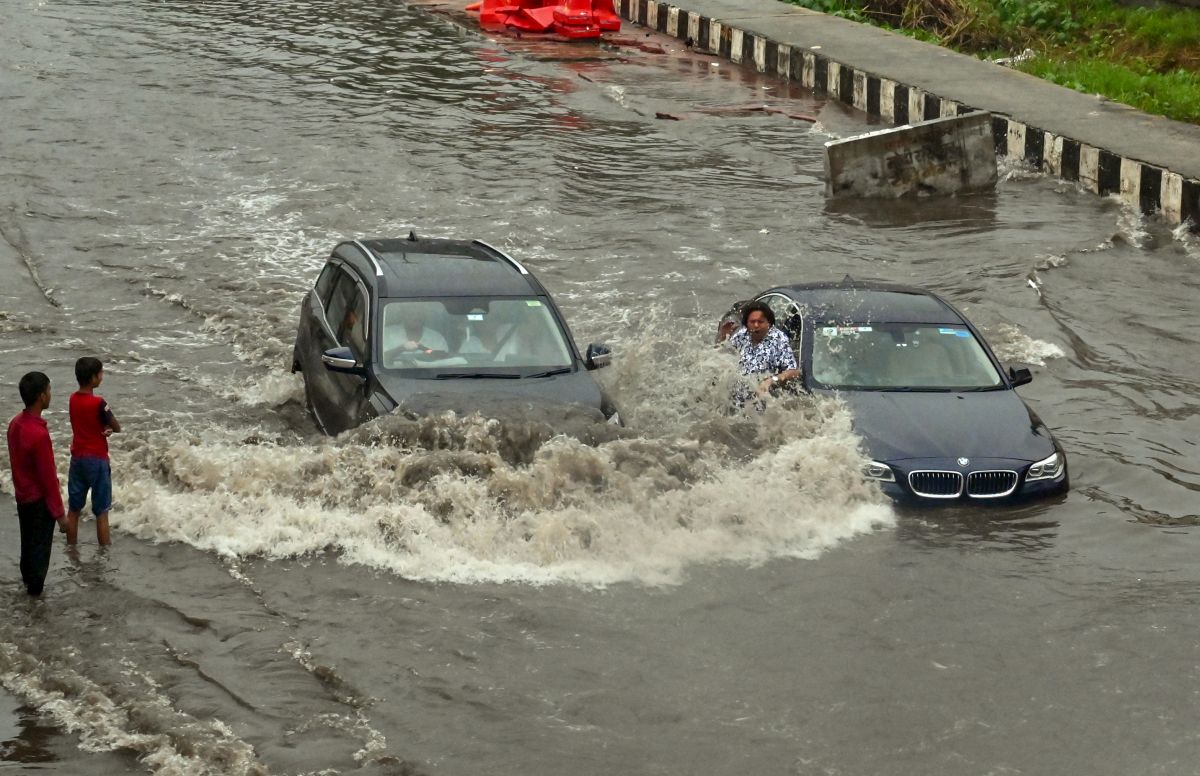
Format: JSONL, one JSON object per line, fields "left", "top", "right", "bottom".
{"left": 378, "top": 297, "right": 573, "bottom": 374}
{"left": 811, "top": 323, "right": 1003, "bottom": 390}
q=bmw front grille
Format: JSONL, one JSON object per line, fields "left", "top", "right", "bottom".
{"left": 908, "top": 471, "right": 964, "bottom": 498}
{"left": 966, "top": 470, "right": 1018, "bottom": 498}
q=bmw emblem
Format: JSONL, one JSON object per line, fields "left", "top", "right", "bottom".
{"left": 957, "top": 457, "right": 970, "bottom": 467}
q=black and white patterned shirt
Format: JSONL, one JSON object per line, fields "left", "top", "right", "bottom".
{"left": 729, "top": 326, "right": 797, "bottom": 376}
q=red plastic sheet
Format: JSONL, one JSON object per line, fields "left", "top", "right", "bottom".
{"left": 467, "top": 0, "right": 620, "bottom": 38}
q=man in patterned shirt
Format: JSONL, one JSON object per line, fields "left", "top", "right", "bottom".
{"left": 727, "top": 301, "right": 800, "bottom": 407}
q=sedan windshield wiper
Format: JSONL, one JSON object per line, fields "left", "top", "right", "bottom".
{"left": 526, "top": 367, "right": 573, "bottom": 379}
{"left": 435, "top": 372, "right": 520, "bottom": 379}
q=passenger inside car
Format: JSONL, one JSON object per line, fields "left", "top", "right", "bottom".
{"left": 457, "top": 307, "right": 512, "bottom": 356}
{"left": 382, "top": 303, "right": 449, "bottom": 366}
{"left": 899, "top": 338, "right": 958, "bottom": 386}
{"left": 494, "top": 308, "right": 570, "bottom": 367}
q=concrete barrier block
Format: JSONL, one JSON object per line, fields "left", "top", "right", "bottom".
{"left": 802, "top": 52, "right": 815, "bottom": 89}
{"left": 1006, "top": 121, "right": 1027, "bottom": 162}
{"left": 1079, "top": 145, "right": 1100, "bottom": 193}
{"left": 1044, "top": 133, "right": 1061, "bottom": 176}
{"left": 824, "top": 111, "right": 998, "bottom": 199}
{"left": 776, "top": 44, "right": 792, "bottom": 79}
{"left": 852, "top": 70, "right": 867, "bottom": 111}
{"left": 1163, "top": 172, "right": 1183, "bottom": 223}
{"left": 1119, "top": 158, "right": 1142, "bottom": 207}
{"left": 880, "top": 80, "right": 897, "bottom": 124}
{"left": 908, "top": 89, "right": 925, "bottom": 126}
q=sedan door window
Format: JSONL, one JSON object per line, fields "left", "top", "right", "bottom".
{"left": 758, "top": 293, "right": 804, "bottom": 351}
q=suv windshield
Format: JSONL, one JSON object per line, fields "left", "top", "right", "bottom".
{"left": 811, "top": 323, "right": 1003, "bottom": 390}
{"left": 378, "top": 297, "right": 573, "bottom": 374}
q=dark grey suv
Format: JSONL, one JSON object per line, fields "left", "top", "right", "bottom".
{"left": 291, "top": 234, "right": 617, "bottom": 435}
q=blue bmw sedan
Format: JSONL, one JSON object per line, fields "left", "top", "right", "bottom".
{"left": 720, "top": 280, "right": 1069, "bottom": 503}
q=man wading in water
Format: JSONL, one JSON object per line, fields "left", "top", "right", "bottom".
{"left": 727, "top": 301, "right": 800, "bottom": 409}
{"left": 6, "top": 372, "right": 67, "bottom": 596}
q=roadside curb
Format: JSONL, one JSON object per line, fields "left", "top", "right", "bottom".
{"left": 616, "top": 0, "right": 1200, "bottom": 230}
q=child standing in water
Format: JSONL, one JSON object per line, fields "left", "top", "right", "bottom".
{"left": 66, "top": 357, "right": 120, "bottom": 545}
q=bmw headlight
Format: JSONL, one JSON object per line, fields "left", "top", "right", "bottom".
{"left": 863, "top": 461, "right": 895, "bottom": 482}
{"left": 1026, "top": 451, "right": 1064, "bottom": 481}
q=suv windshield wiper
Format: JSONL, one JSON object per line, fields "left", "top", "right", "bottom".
{"left": 435, "top": 372, "right": 520, "bottom": 380}
{"left": 878, "top": 386, "right": 953, "bottom": 392}
{"left": 526, "top": 367, "right": 573, "bottom": 379}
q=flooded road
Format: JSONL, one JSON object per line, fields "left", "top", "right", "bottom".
{"left": 3, "top": 0, "right": 1200, "bottom": 774}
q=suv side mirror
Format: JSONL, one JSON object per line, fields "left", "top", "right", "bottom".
{"left": 322, "top": 346, "right": 366, "bottom": 376}
{"left": 1008, "top": 366, "right": 1033, "bottom": 387}
{"left": 585, "top": 343, "right": 612, "bottom": 370}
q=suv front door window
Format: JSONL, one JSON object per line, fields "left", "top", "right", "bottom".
{"left": 323, "top": 268, "right": 354, "bottom": 341}
{"left": 306, "top": 265, "right": 371, "bottom": 434}
{"left": 342, "top": 286, "right": 368, "bottom": 363}
{"left": 315, "top": 262, "right": 339, "bottom": 310}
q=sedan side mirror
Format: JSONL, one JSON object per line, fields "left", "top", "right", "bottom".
{"left": 585, "top": 343, "right": 612, "bottom": 370}
{"left": 322, "top": 346, "right": 366, "bottom": 376}
{"left": 1008, "top": 366, "right": 1033, "bottom": 387}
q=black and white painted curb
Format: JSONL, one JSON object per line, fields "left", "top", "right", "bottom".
{"left": 618, "top": 0, "right": 1200, "bottom": 229}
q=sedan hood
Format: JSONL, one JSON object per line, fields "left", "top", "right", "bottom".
{"left": 836, "top": 389, "right": 1057, "bottom": 463}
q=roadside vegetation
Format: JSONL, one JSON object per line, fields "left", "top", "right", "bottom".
{"left": 781, "top": 0, "right": 1200, "bottom": 124}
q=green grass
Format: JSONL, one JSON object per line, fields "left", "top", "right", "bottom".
{"left": 778, "top": 0, "right": 1200, "bottom": 124}
{"left": 1019, "top": 56, "right": 1200, "bottom": 123}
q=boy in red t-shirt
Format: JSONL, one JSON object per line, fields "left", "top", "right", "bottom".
{"left": 66, "top": 357, "right": 120, "bottom": 546}
{"left": 7, "top": 371, "right": 67, "bottom": 595}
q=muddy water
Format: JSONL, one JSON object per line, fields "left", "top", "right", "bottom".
{"left": 2, "top": 0, "right": 1200, "bottom": 774}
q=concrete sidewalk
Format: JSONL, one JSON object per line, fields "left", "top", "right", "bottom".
{"left": 616, "top": 0, "right": 1200, "bottom": 228}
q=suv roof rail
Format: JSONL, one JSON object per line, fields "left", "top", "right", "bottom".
{"left": 352, "top": 240, "right": 385, "bottom": 277}
{"left": 472, "top": 239, "right": 530, "bottom": 275}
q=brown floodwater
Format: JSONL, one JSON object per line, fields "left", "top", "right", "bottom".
{"left": 2, "top": 1, "right": 1199, "bottom": 774}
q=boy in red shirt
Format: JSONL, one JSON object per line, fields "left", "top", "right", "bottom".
{"left": 66, "top": 357, "right": 120, "bottom": 546}
{"left": 6, "top": 371, "right": 67, "bottom": 596}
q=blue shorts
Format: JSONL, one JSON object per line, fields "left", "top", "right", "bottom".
{"left": 68, "top": 456, "right": 112, "bottom": 516}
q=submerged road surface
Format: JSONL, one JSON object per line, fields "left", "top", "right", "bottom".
{"left": 2, "top": 1, "right": 1200, "bottom": 774}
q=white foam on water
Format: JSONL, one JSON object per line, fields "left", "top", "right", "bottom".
{"left": 989, "top": 323, "right": 1065, "bottom": 366}
{"left": 0, "top": 642, "right": 265, "bottom": 776}
{"left": 1174, "top": 220, "right": 1199, "bottom": 260}
{"left": 235, "top": 370, "right": 305, "bottom": 408}
{"left": 998, "top": 157, "right": 1041, "bottom": 182}
{"left": 112, "top": 429, "right": 891, "bottom": 587}
{"left": 109, "top": 319, "right": 892, "bottom": 587}
{"left": 1112, "top": 196, "right": 1153, "bottom": 248}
